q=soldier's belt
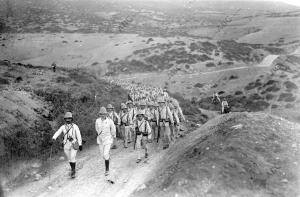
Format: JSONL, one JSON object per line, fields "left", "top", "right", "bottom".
{"left": 159, "top": 119, "right": 169, "bottom": 122}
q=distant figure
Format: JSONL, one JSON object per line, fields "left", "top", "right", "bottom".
{"left": 51, "top": 62, "right": 57, "bottom": 72}
{"left": 221, "top": 98, "right": 230, "bottom": 114}
{"left": 212, "top": 92, "right": 221, "bottom": 104}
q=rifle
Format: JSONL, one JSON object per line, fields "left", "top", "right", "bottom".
{"left": 157, "top": 124, "right": 160, "bottom": 143}
{"left": 134, "top": 126, "right": 138, "bottom": 150}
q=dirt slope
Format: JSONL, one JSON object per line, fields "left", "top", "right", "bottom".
{"left": 6, "top": 140, "right": 171, "bottom": 197}
{"left": 132, "top": 112, "right": 300, "bottom": 197}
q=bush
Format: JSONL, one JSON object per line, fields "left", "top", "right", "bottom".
{"left": 0, "top": 77, "right": 9, "bottom": 85}
{"left": 229, "top": 75, "right": 238, "bottom": 80}
{"left": 206, "top": 62, "right": 216, "bottom": 67}
{"left": 194, "top": 83, "right": 204, "bottom": 88}
{"left": 56, "top": 76, "right": 72, "bottom": 83}
{"left": 235, "top": 91, "right": 243, "bottom": 95}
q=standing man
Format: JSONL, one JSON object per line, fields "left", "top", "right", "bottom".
{"left": 51, "top": 62, "right": 57, "bottom": 72}
{"left": 168, "top": 104, "right": 180, "bottom": 143}
{"left": 146, "top": 101, "right": 159, "bottom": 143}
{"left": 134, "top": 110, "right": 152, "bottom": 163}
{"left": 157, "top": 98, "right": 174, "bottom": 149}
{"left": 221, "top": 98, "right": 230, "bottom": 114}
{"left": 52, "top": 112, "right": 82, "bottom": 178}
{"left": 127, "top": 100, "right": 136, "bottom": 144}
{"left": 119, "top": 103, "right": 132, "bottom": 148}
{"left": 95, "top": 107, "right": 116, "bottom": 176}
{"left": 107, "top": 104, "right": 120, "bottom": 149}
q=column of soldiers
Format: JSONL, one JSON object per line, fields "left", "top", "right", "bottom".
{"left": 52, "top": 79, "right": 186, "bottom": 178}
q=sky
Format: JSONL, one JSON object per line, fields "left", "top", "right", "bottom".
{"left": 280, "top": 0, "right": 300, "bottom": 6}
{"left": 177, "top": 0, "right": 300, "bottom": 7}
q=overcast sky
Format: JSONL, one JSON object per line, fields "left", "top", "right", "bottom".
{"left": 173, "top": 0, "right": 300, "bottom": 7}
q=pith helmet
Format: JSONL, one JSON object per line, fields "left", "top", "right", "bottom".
{"left": 140, "top": 100, "right": 146, "bottom": 106}
{"left": 121, "top": 103, "right": 127, "bottom": 109}
{"left": 64, "top": 112, "right": 73, "bottom": 119}
{"left": 148, "top": 101, "right": 153, "bottom": 106}
{"left": 99, "top": 107, "right": 108, "bottom": 115}
{"left": 154, "top": 102, "right": 159, "bottom": 107}
{"left": 126, "top": 100, "right": 133, "bottom": 105}
{"left": 107, "top": 104, "right": 114, "bottom": 109}
{"left": 158, "top": 98, "right": 165, "bottom": 103}
{"left": 136, "top": 110, "right": 145, "bottom": 116}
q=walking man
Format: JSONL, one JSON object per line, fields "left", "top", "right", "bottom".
{"left": 221, "top": 98, "right": 230, "bottom": 114}
{"left": 51, "top": 62, "right": 57, "bottom": 72}
{"left": 146, "top": 101, "right": 159, "bottom": 143}
{"left": 134, "top": 110, "right": 152, "bottom": 163}
{"left": 52, "top": 112, "right": 82, "bottom": 178}
{"left": 157, "top": 98, "right": 174, "bottom": 149}
{"left": 127, "top": 100, "right": 136, "bottom": 144}
{"left": 95, "top": 107, "right": 116, "bottom": 176}
{"left": 107, "top": 104, "right": 120, "bottom": 149}
{"left": 119, "top": 103, "right": 132, "bottom": 148}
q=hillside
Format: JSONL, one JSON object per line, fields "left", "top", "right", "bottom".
{"left": 132, "top": 112, "right": 300, "bottom": 197}
{"left": 0, "top": 60, "right": 129, "bottom": 187}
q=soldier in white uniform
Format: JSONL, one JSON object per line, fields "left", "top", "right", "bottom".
{"left": 52, "top": 112, "right": 82, "bottom": 178}
{"left": 95, "top": 107, "right": 116, "bottom": 176}
{"left": 134, "top": 110, "right": 152, "bottom": 163}
{"left": 119, "top": 103, "right": 133, "bottom": 148}
{"left": 146, "top": 101, "right": 159, "bottom": 143}
{"left": 127, "top": 100, "right": 136, "bottom": 144}
{"left": 157, "top": 98, "right": 174, "bottom": 149}
{"left": 107, "top": 104, "right": 120, "bottom": 149}
{"left": 168, "top": 104, "right": 180, "bottom": 143}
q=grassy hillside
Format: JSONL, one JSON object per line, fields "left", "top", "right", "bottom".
{"left": 0, "top": 60, "right": 128, "bottom": 184}
{"left": 132, "top": 112, "right": 300, "bottom": 197}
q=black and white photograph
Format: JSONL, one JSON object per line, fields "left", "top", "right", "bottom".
{"left": 0, "top": 0, "right": 300, "bottom": 196}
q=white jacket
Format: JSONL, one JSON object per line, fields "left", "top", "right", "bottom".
{"left": 53, "top": 123, "right": 82, "bottom": 145}
{"left": 95, "top": 117, "right": 116, "bottom": 145}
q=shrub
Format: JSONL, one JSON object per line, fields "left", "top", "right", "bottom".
{"left": 235, "top": 91, "right": 243, "bottom": 95}
{"left": 56, "top": 76, "right": 72, "bottom": 83}
{"left": 194, "top": 83, "right": 204, "bottom": 88}
{"left": 266, "top": 94, "right": 275, "bottom": 100}
{"left": 284, "top": 81, "right": 298, "bottom": 90}
{"left": 229, "top": 75, "right": 238, "bottom": 80}
{"left": 206, "top": 62, "right": 216, "bottom": 67}
{"left": 0, "top": 77, "right": 9, "bottom": 85}
{"left": 278, "top": 93, "right": 295, "bottom": 102}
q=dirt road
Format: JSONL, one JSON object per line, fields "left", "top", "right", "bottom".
{"left": 7, "top": 140, "right": 168, "bottom": 197}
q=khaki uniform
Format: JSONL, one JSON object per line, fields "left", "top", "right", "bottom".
{"left": 119, "top": 111, "right": 133, "bottom": 148}
{"left": 134, "top": 119, "right": 151, "bottom": 160}
{"left": 146, "top": 108, "right": 159, "bottom": 141}
{"left": 158, "top": 106, "right": 174, "bottom": 148}
{"left": 53, "top": 123, "right": 82, "bottom": 163}
{"left": 95, "top": 118, "right": 116, "bottom": 160}
{"left": 128, "top": 107, "right": 136, "bottom": 142}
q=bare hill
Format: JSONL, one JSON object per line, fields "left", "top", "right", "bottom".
{"left": 132, "top": 112, "right": 300, "bottom": 197}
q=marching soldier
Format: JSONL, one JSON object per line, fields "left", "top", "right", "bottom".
{"left": 139, "top": 100, "right": 148, "bottom": 120}
{"left": 168, "top": 104, "right": 180, "bottom": 143}
{"left": 221, "top": 98, "right": 231, "bottom": 114}
{"left": 127, "top": 100, "right": 136, "bottom": 144}
{"left": 119, "top": 103, "right": 133, "bottom": 148}
{"left": 107, "top": 104, "right": 120, "bottom": 149}
{"left": 95, "top": 107, "right": 116, "bottom": 176}
{"left": 52, "top": 112, "right": 82, "bottom": 178}
{"left": 146, "top": 101, "right": 159, "bottom": 143}
{"left": 157, "top": 98, "right": 174, "bottom": 149}
{"left": 134, "top": 110, "right": 152, "bottom": 163}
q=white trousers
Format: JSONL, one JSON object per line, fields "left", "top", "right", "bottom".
{"left": 64, "top": 141, "right": 78, "bottom": 163}
{"left": 99, "top": 143, "right": 112, "bottom": 160}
